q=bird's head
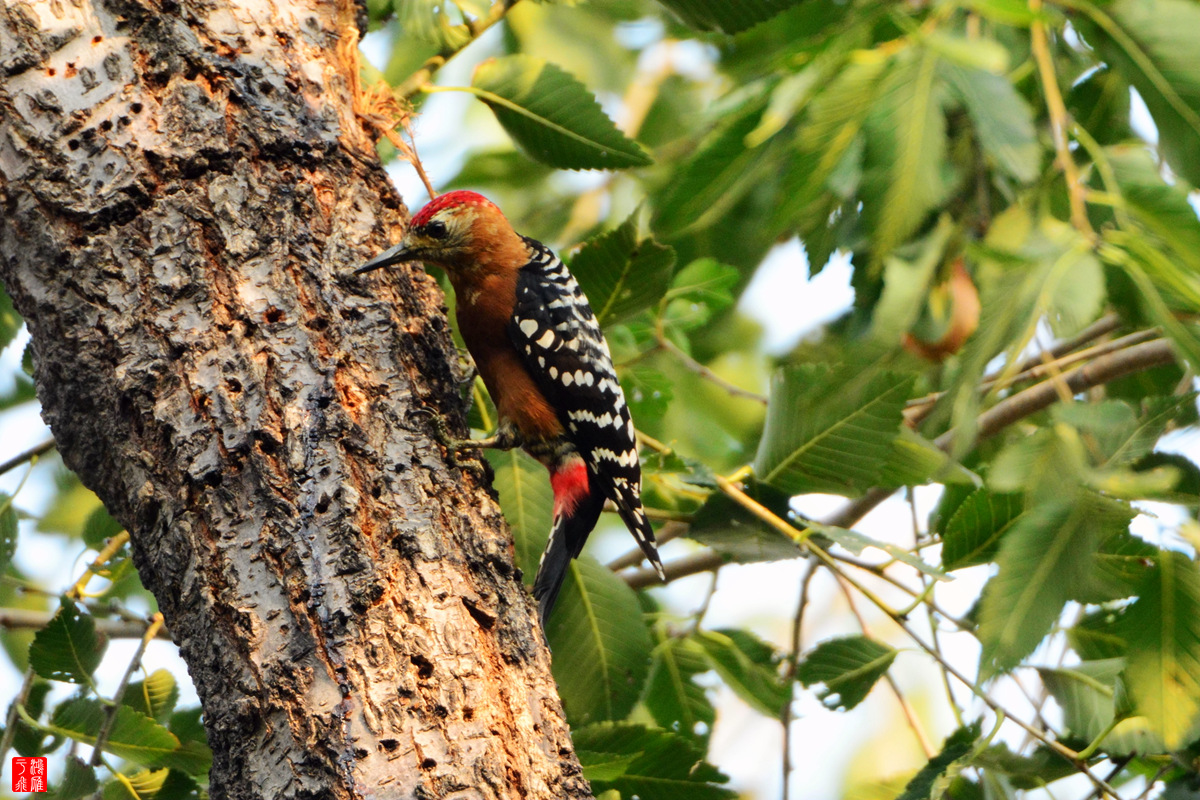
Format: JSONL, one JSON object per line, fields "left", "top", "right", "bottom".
{"left": 356, "top": 190, "right": 521, "bottom": 276}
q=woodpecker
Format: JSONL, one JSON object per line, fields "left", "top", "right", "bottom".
{"left": 356, "top": 191, "right": 665, "bottom": 624}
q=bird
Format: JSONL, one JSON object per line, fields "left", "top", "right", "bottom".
{"left": 356, "top": 190, "right": 665, "bottom": 625}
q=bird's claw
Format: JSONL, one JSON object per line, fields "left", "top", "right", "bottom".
{"left": 411, "top": 407, "right": 488, "bottom": 474}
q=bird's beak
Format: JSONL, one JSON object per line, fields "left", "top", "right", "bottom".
{"left": 354, "top": 242, "right": 417, "bottom": 275}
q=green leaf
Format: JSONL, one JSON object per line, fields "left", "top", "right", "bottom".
{"left": 687, "top": 478, "right": 801, "bottom": 564}
{"left": 48, "top": 698, "right": 182, "bottom": 769}
{"left": 81, "top": 506, "right": 124, "bottom": 551}
{"left": 940, "top": 489, "right": 1024, "bottom": 570}
{"left": 1117, "top": 550, "right": 1200, "bottom": 749}
{"left": 878, "top": 426, "right": 978, "bottom": 490}
{"left": 469, "top": 55, "right": 651, "bottom": 170}
{"left": 485, "top": 448, "right": 553, "bottom": 584}
{"left": 1038, "top": 660, "right": 1123, "bottom": 741}
{"left": 101, "top": 768, "right": 168, "bottom": 800}
{"left": 977, "top": 497, "right": 1094, "bottom": 673}
{"left": 653, "top": 0, "right": 806, "bottom": 35}
{"left": 940, "top": 62, "right": 1039, "bottom": 183}
{"left": 642, "top": 635, "right": 715, "bottom": 742}
{"left": 1078, "top": 0, "right": 1200, "bottom": 185}
{"left": 0, "top": 280, "right": 20, "bottom": 355}
{"left": 694, "top": 628, "right": 790, "bottom": 718}
{"left": 29, "top": 599, "right": 107, "bottom": 685}
{"left": 1107, "top": 147, "right": 1200, "bottom": 276}
{"left": 1069, "top": 609, "right": 1128, "bottom": 661}
{"left": 795, "top": 635, "right": 897, "bottom": 712}
{"left": 754, "top": 365, "right": 914, "bottom": 496}
{"left": 809, "top": 523, "right": 947, "bottom": 580}
{"left": 860, "top": 48, "right": 952, "bottom": 262}
{"left": 46, "top": 756, "right": 98, "bottom": 800}
{"left": 547, "top": 557, "right": 653, "bottom": 725}
{"left": 569, "top": 210, "right": 676, "bottom": 326}
{"left": 573, "top": 723, "right": 735, "bottom": 800}
{"left": 9, "top": 680, "right": 52, "bottom": 756}
{"left": 896, "top": 723, "right": 980, "bottom": 800}
{"left": 655, "top": 105, "right": 776, "bottom": 236}
{"left": 0, "top": 492, "right": 18, "bottom": 577}
{"left": 123, "top": 669, "right": 180, "bottom": 723}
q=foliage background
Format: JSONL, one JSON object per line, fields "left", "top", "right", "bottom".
{"left": 2, "top": 0, "right": 1200, "bottom": 797}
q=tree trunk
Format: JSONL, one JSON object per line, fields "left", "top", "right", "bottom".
{"left": 0, "top": 0, "right": 590, "bottom": 797}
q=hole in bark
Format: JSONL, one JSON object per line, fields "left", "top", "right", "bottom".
{"left": 259, "top": 80, "right": 273, "bottom": 94}
{"left": 410, "top": 654, "right": 434, "bottom": 680}
{"left": 265, "top": 307, "right": 284, "bottom": 324}
{"left": 99, "top": 119, "right": 112, "bottom": 132}
{"left": 67, "top": 139, "right": 79, "bottom": 150}
{"left": 339, "top": 307, "right": 364, "bottom": 322}
{"left": 255, "top": 432, "right": 280, "bottom": 455}
{"left": 118, "top": 116, "right": 130, "bottom": 127}
{"left": 226, "top": 378, "right": 242, "bottom": 393}
{"left": 420, "top": 759, "right": 437, "bottom": 771}
{"left": 315, "top": 496, "right": 330, "bottom": 514}
{"left": 316, "top": 394, "right": 332, "bottom": 409}
{"left": 433, "top": 705, "right": 448, "bottom": 718}
{"left": 462, "top": 707, "right": 474, "bottom": 721}
{"left": 355, "top": 749, "right": 368, "bottom": 760}
{"left": 379, "top": 739, "right": 399, "bottom": 753}
{"left": 306, "top": 316, "right": 328, "bottom": 331}
{"left": 371, "top": 484, "right": 382, "bottom": 499}
{"left": 92, "top": 35, "right": 102, "bottom": 43}
{"left": 130, "top": 102, "right": 143, "bottom": 113}
{"left": 46, "top": 67, "right": 56, "bottom": 76}
{"left": 461, "top": 598, "right": 495, "bottom": 630}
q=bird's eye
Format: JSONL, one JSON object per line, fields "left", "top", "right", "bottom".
{"left": 425, "top": 220, "right": 449, "bottom": 240}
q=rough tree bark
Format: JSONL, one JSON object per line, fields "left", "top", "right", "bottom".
{"left": 0, "top": 0, "right": 591, "bottom": 797}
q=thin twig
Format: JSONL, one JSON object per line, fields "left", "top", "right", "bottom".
{"left": 0, "top": 669, "right": 36, "bottom": 764}
{"left": 0, "top": 439, "right": 57, "bottom": 479}
{"left": 91, "top": 613, "right": 164, "bottom": 766}
{"left": 395, "top": 0, "right": 523, "bottom": 99}
{"left": 1030, "top": 0, "right": 1095, "bottom": 240}
{"left": 656, "top": 334, "right": 768, "bottom": 405}
{"left": 0, "top": 608, "right": 170, "bottom": 639}
{"left": 781, "top": 558, "right": 819, "bottom": 800}
{"left": 607, "top": 520, "right": 688, "bottom": 571}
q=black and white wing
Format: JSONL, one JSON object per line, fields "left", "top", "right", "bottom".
{"left": 508, "top": 238, "right": 664, "bottom": 575}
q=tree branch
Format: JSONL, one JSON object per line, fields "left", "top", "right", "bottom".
{"left": 623, "top": 338, "right": 1177, "bottom": 588}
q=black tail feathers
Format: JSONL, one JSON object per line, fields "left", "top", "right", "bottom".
{"left": 533, "top": 492, "right": 604, "bottom": 627}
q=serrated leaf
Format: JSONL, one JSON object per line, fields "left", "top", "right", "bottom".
{"left": 569, "top": 210, "right": 675, "bottom": 326}
{"left": 897, "top": 723, "right": 980, "bottom": 800}
{"left": 1105, "top": 394, "right": 1199, "bottom": 468}
{"left": 1079, "top": 0, "right": 1200, "bottom": 185}
{"left": 485, "top": 448, "right": 553, "bottom": 584}
{"left": 861, "top": 48, "right": 952, "bottom": 262}
{"left": 878, "top": 427, "right": 978, "bottom": 489}
{"left": 655, "top": 105, "right": 778, "bottom": 236}
{"left": 642, "top": 635, "right": 715, "bottom": 742}
{"left": 9, "top": 680, "right": 52, "bottom": 756}
{"left": 871, "top": 218, "right": 953, "bottom": 345}
{"left": 940, "top": 489, "right": 1025, "bottom": 570}
{"left": 977, "top": 498, "right": 1088, "bottom": 673}
{"left": 29, "top": 599, "right": 107, "bottom": 685}
{"left": 470, "top": 55, "right": 651, "bottom": 170}
{"left": 940, "top": 62, "right": 1039, "bottom": 183}
{"left": 980, "top": 494, "right": 1134, "bottom": 672}
{"left": 48, "top": 698, "right": 181, "bottom": 768}
{"left": 1069, "top": 609, "right": 1128, "bottom": 661}
{"left": 1117, "top": 550, "right": 1200, "bottom": 749}
{"left": 754, "top": 365, "right": 914, "bottom": 496}
{"left": 547, "top": 557, "right": 653, "bottom": 725}
{"left": 653, "top": 0, "right": 805, "bottom": 34}
{"left": 123, "top": 669, "right": 180, "bottom": 723}
{"left": 46, "top": 756, "right": 98, "bottom": 800}
{"left": 796, "top": 635, "right": 897, "bottom": 712}
{"left": 694, "top": 629, "right": 790, "bottom": 718}
{"left": 573, "top": 723, "right": 735, "bottom": 800}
